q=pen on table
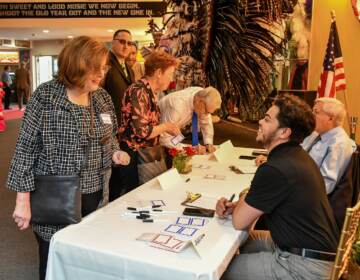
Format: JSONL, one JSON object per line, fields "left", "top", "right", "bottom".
{"left": 228, "top": 193, "right": 235, "bottom": 202}
{"left": 185, "top": 178, "right": 190, "bottom": 183}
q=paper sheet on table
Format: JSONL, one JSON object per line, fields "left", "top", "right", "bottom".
{"left": 237, "top": 165, "right": 257, "bottom": 174}
{"left": 186, "top": 195, "right": 218, "bottom": 210}
{"left": 190, "top": 218, "right": 222, "bottom": 258}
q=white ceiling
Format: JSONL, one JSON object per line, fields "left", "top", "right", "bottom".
{"left": 0, "top": 17, "right": 162, "bottom": 42}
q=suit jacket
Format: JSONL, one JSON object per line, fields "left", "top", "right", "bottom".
{"left": 104, "top": 51, "right": 135, "bottom": 124}
{"left": 328, "top": 146, "right": 360, "bottom": 229}
{"left": 15, "top": 68, "right": 30, "bottom": 90}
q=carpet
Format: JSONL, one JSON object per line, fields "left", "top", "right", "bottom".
{"left": 3, "top": 108, "right": 25, "bottom": 121}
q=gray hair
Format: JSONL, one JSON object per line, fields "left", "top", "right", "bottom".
{"left": 195, "top": 86, "right": 222, "bottom": 109}
{"left": 315, "top": 97, "right": 346, "bottom": 126}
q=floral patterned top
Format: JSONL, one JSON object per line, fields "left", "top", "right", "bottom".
{"left": 119, "top": 78, "right": 160, "bottom": 151}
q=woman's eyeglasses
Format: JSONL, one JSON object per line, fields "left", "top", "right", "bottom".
{"left": 113, "top": 38, "right": 133, "bottom": 46}
{"left": 91, "top": 65, "right": 111, "bottom": 76}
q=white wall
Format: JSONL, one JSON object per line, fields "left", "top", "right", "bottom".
{"left": 32, "top": 39, "right": 66, "bottom": 56}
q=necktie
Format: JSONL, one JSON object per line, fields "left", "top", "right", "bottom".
{"left": 121, "top": 62, "right": 128, "bottom": 78}
{"left": 305, "top": 135, "right": 321, "bottom": 153}
{"left": 192, "top": 112, "right": 199, "bottom": 146}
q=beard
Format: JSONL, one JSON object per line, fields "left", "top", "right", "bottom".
{"left": 256, "top": 128, "right": 278, "bottom": 148}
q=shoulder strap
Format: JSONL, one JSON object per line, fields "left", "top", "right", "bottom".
{"left": 80, "top": 93, "right": 94, "bottom": 171}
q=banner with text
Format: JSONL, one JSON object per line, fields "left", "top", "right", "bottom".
{"left": 0, "top": 2, "right": 166, "bottom": 18}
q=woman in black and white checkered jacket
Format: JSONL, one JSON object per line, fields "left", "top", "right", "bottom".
{"left": 6, "top": 36, "right": 130, "bottom": 280}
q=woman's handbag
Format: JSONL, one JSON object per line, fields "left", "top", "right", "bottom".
{"left": 30, "top": 95, "right": 94, "bottom": 225}
{"left": 31, "top": 175, "right": 81, "bottom": 225}
{"left": 137, "top": 145, "right": 168, "bottom": 184}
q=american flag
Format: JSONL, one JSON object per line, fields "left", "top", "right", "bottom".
{"left": 352, "top": 0, "right": 360, "bottom": 21}
{"left": 317, "top": 21, "right": 346, "bottom": 98}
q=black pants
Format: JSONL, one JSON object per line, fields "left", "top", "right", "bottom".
{"left": 34, "top": 190, "right": 102, "bottom": 280}
{"left": 3, "top": 86, "right": 11, "bottom": 109}
{"left": 109, "top": 142, "right": 139, "bottom": 202}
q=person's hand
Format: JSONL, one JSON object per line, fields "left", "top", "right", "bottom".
{"left": 206, "top": 144, "right": 216, "bottom": 153}
{"left": 196, "top": 145, "right": 206, "bottom": 155}
{"left": 255, "top": 155, "right": 267, "bottom": 167}
{"left": 13, "top": 194, "right": 31, "bottom": 230}
{"left": 215, "top": 197, "right": 236, "bottom": 218}
{"left": 112, "top": 150, "right": 130, "bottom": 165}
{"left": 164, "top": 123, "right": 181, "bottom": 136}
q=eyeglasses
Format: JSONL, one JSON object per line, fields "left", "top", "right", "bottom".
{"left": 113, "top": 38, "right": 133, "bottom": 46}
{"left": 91, "top": 65, "right": 111, "bottom": 75}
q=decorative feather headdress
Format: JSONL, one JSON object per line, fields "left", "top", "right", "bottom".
{"left": 163, "top": 0, "right": 297, "bottom": 119}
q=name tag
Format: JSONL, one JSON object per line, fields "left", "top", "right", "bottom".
{"left": 171, "top": 133, "right": 185, "bottom": 146}
{"left": 100, "top": 113, "right": 112, "bottom": 124}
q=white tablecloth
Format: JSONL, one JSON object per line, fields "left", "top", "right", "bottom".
{"left": 46, "top": 148, "right": 259, "bottom": 280}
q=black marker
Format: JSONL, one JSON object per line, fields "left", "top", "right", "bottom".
{"left": 127, "top": 207, "right": 136, "bottom": 211}
{"left": 136, "top": 214, "right": 150, "bottom": 219}
{"left": 185, "top": 178, "right": 190, "bottom": 183}
{"left": 229, "top": 193, "right": 235, "bottom": 202}
{"left": 224, "top": 193, "right": 236, "bottom": 212}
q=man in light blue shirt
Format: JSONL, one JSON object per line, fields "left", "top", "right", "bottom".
{"left": 302, "top": 98, "right": 356, "bottom": 194}
{"left": 159, "top": 86, "right": 222, "bottom": 153}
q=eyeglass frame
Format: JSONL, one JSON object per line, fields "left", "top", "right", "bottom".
{"left": 113, "top": 38, "right": 134, "bottom": 46}
{"left": 90, "top": 65, "right": 111, "bottom": 76}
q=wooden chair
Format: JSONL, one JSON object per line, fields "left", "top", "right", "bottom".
{"left": 330, "top": 200, "right": 360, "bottom": 280}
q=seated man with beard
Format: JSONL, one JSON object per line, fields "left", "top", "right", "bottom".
{"left": 216, "top": 94, "right": 339, "bottom": 280}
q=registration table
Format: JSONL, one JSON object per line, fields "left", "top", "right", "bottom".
{"left": 46, "top": 147, "right": 260, "bottom": 280}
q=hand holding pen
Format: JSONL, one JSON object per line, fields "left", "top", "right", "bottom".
{"left": 215, "top": 193, "right": 236, "bottom": 218}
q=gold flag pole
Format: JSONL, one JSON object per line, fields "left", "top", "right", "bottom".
{"left": 331, "top": 10, "right": 353, "bottom": 136}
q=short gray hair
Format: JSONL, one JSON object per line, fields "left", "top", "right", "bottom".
{"left": 195, "top": 86, "right": 222, "bottom": 109}
{"left": 315, "top": 97, "right": 346, "bottom": 126}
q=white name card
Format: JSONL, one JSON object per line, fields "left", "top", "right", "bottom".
{"left": 213, "top": 140, "right": 234, "bottom": 163}
{"left": 157, "top": 168, "right": 182, "bottom": 190}
{"left": 190, "top": 218, "right": 222, "bottom": 258}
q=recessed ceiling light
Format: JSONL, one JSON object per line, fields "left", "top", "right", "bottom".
{"left": 67, "top": 35, "right": 74, "bottom": 39}
{"left": 43, "top": 30, "right": 50, "bottom": 33}
{"left": 107, "top": 29, "right": 114, "bottom": 33}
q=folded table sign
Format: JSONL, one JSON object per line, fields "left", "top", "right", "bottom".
{"left": 213, "top": 140, "right": 235, "bottom": 163}
{"left": 157, "top": 168, "right": 183, "bottom": 190}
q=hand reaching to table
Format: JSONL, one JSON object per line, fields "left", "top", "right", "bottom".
{"left": 164, "top": 123, "right": 181, "bottom": 136}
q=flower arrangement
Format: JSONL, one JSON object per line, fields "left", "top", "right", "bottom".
{"left": 169, "top": 147, "right": 196, "bottom": 174}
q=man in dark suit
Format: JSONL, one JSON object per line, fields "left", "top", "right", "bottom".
{"left": 104, "top": 29, "right": 135, "bottom": 123}
{"left": 104, "top": 29, "right": 135, "bottom": 201}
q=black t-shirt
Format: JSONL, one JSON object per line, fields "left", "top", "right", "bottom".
{"left": 245, "top": 142, "right": 339, "bottom": 252}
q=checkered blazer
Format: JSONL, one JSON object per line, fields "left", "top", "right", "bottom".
{"left": 7, "top": 79, "right": 119, "bottom": 240}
